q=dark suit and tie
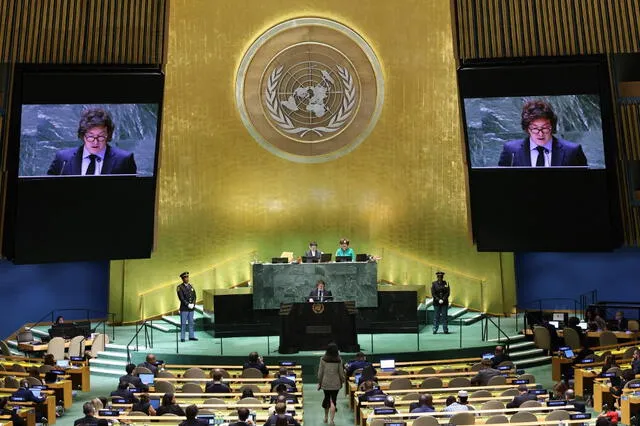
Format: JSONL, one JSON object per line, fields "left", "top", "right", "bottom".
{"left": 304, "top": 249, "right": 322, "bottom": 262}
{"left": 308, "top": 288, "right": 332, "bottom": 302}
{"left": 47, "top": 145, "right": 137, "bottom": 175}
{"left": 498, "top": 137, "right": 588, "bottom": 167}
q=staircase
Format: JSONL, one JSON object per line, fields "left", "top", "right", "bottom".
{"left": 488, "top": 331, "right": 552, "bottom": 368}
{"left": 422, "top": 298, "right": 487, "bottom": 327}
{"left": 89, "top": 343, "right": 136, "bottom": 377}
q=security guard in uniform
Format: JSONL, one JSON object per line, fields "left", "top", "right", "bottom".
{"left": 177, "top": 271, "right": 198, "bottom": 342}
{"left": 431, "top": 271, "right": 450, "bottom": 334}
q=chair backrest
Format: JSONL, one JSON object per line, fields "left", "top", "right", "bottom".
{"left": 400, "top": 392, "right": 420, "bottom": 401}
{"left": 161, "top": 413, "right": 178, "bottom": 416}
{"left": 90, "top": 333, "right": 109, "bottom": 355}
{"left": 0, "top": 340, "right": 11, "bottom": 356}
{"left": 419, "top": 377, "right": 442, "bottom": 389}
{"left": 449, "top": 411, "right": 476, "bottom": 425}
{"left": 4, "top": 376, "right": 20, "bottom": 389}
{"left": 519, "top": 400, "right": 541, "bottom": 408}
{"left": 485, "top": 415, "right": 509, "bottom": 424}
{"left": 533, "top": 326, "right": 551, "bottom": 350}
{"left": 545, "top": 410, "right": 570, "bottom": 421}
{"left": 629, "top": 320, "right": 640, "bottom": 331}
{"left": 198, "top": 409, "right": 214, "bottom": 415}
{"left": 38, "top": 365, "right": 54, "bottom": 374}
{"left": 154, "top": 380, "right": 175, "bottom": 393}
{"left": 439, "top": 368, "right": 455, "bottom": 373}
{"left": 241, "top": 367, "right": 263, "bottom": 378}
{"left": 156, "top": 370, "right": 175, "bottom": 378}
{"left": 129, "top": 411, "right": 148, "bottom": 416}
{"left": 216, "top": 368, "right": 230, "bottom": 378}
{"left": 599, "top": 331, "right": 618, "bottom": 347}
{"left": 497, "top": 360, "right": 514, "bottom": 368}
{"left": 500, "top": 388, "right": 519, "bottom": 396}
{"left": 562, "top": 327, "right": 582, "bottom": 350}
{"left": 470, "top": 389, "right": 492, "bottom": 397}
{"left": 607, "top": 366, "right": 622, "bottom": 376}
{"left": 448, "top": 377, "right": 471, "bottom": 388}
{"left": 487, "top": 375, "right": 506, "bottom": 385}
{"left": 68, "top": 335, "right": 86, "bottom": 358}
{"left": 412, "top": 415, "right": 439, "bottom": 426}
{"left": 183, "top": 367, "right": 206, "bottom": 378}
{"left": 135, "top": 366, "right": 153, "bottom": 375}
{"left": 47, "top": 337, "right": 66, "bottom": 360}
{"left": 419, "top": 366, "right": 436, "bottom": 374}
{"left": 181, "top": 383, "right": 203, "bottom": 393}
{"left": 470, "top": 362, "right": 483, "bottom": 372}
{"left": 518, "top": 373, "right": 535, "bottom": 383}
{"left": 623, "top": 347, "right": 638, "bottom": 359}
{"left": 389, "top": 377, "right": 413, "bottom": 390}
{"left": 10, "top": 363, "right": 26, "bottom": 373}
{"left": 239, "top": 384, "right": 260, "bottom": 394}
{"left": 510, "top": 411, "right": 537, "bottom": 423}
{"left": 203, "top": 398, "right": 227, "bottom": 405}
{"left": 25, "top": 376, "right": 42, "bottom": 386}
{"left": 237, "top": 397, "right": 261, "bottom": 405}
{"left": 480, "top": 400, "right": 505, "bottom": 410}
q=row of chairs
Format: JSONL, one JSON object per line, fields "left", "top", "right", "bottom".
{"left": 153, "top": 381, "right": 271, "bottom": 394}
{"left": 370, "top": 408, "right": 577, "bottom": 426}
{"left": 140, "top": 366, "right": 268, "bottom": 379}
{"left": 376, "top": 373, "right": 534, "bottom": 391}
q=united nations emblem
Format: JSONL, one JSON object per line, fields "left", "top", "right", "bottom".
{"left": 312, "top": 303, "right": 325, "bottom": 314}
{"left": 236, "top": 18, "right": 384, "bottom": 163}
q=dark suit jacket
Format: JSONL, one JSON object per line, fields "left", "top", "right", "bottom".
{"left": 243, "top": 361, "right": 269, "bottom": 376}
{"left": 506, "top": 392, "right": 537, "bottom": 408}
{"left": 156, "top": 404, "right": 185, "bottom": 417}
{"left": 491, "top": 353, "right": 511, "bottom": 368}
{"left": 228, "top": 422, "right": 251, "bottom": 426}
{"left": 270, "top": 377, "right": 297, "bottom": 392}
{"left": 204, "top": 381, "right": 231, "bottom": 393}
{"left": 303, "top": 250, "right": 321, "bottom": 262}
{"left": 470, "top": 368, "right": 502, "bottom": 386}
{"left": 431, "top": 281, "right": 450, "bottom": 306}
{"left": 567, "top": 399, "right": 586, "bottom": 413}
{"left": 110, "top": 388, "right": 138, "bottom": 403}
{"left": 11, "top": 387, "right": 46, "bottom": 403}
{"left": 308, "top": 289, "right": 333, "bottom": 302}
{"left": 119, "top": 374, "right": 148, "bottom": 391}
{"left": 263, "top": 414, "right": 301, "bottom": 426}
{"left": 179, "top": 419, "right": 207, "bottom": 426}
{"left": 137, "top": 361, "right": 158, "bottom": 375}
{"left": 498, "top": 137, "right": 588, "bottom": 167}
{"left": 47, "top": 145, "right": 137, "bottom": 175}
{"left": 177, "top": 283, "right": 197, "bottom": 312}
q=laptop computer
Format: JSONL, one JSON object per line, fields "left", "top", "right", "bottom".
{"left": 301, "top": 256, "right": 319, "bottom": 263}
{"left": 335, "top": 256, "right": 352, "bottom": 262}
{"left": 139, "top": 373, "right": 154, "bottom": 386}
{"left": 271, "top": 257, "right": 288, "bottom": 264}
{"left": 196, "top": 414, "right": 217, "bottom": 425}
{"left": 563, "top": 348, "right": 575, "bottom": 358}
{"left": 280, "top": 361, "right": 296, "bottom": 366}
{"left": 285, "top": 375, "right": 296, "bottom": 382}
{"left": 149, "top": 399, "right": 160, "bottom": 409}
{"left": 29, "top": 389, "right": 42, "bottom": 398}
{"left": 379, "top": 359, "right": 395, "bottom": 372}
{"left": 355, "top": 253, "right": 369, "bottom": 262}
{"left": 320, "top": 253, "right": 332, "bottom": 262}
{"left": 578, "top": 322, "right": 588, "bottom": 330}
{"left": 482, "top": 353, "right": 495, "bottom": 360}
{"left": 56, "top": 359, "right": 70, "bottom": 368}
{"left": 548, "top": 320, "right": 559, "bottom": 329}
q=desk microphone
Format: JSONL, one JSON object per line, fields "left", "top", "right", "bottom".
{"left": 59, "top": 160, "right": 67, "bottom": 175}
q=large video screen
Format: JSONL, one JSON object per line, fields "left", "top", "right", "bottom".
{"left": 19, "top": 104, "right": 158, "bottom": 177}
{"left": 3, "top": 66, "right": 164, "bottom": 263}
{"left": 458, "top": 56, "right": 621, "bottom": 251}
{"left": 464, "top": 95, "right": 605, "bottom": 169}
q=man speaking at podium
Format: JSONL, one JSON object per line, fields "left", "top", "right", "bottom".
{"left": 308, "top": 280, "right": 333, "bottom": 303}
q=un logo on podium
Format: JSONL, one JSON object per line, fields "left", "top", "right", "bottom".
{"left": 236, "top": 18, "right": 384, "bottom": 163}
{"left": 312, "top": 303, "right": 325, "bottom": 314}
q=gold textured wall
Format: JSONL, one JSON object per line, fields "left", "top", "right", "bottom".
{"left": 454, "top": 0, "right": 640, "bottom": 245}
{"left": 110, "top": 0, "right": 516, "bottom": 322}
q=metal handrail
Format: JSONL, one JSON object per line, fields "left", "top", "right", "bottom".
{"left": 481, "top": 316, "right": 511, "bottom": 349}
{"left": 125, "top": 320, "right": 155, "bottom": 364}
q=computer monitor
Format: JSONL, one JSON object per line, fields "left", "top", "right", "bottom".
{"left": 367, "top": 395, "right": 387, "bottom": 402}
{"left": 320, "top": 253, "right": 332, "bottom": 262}
{"left": 374, "top": 408, "right": 396, "bottom": 415}
{"left": 482, "top": 353, "right": 495, "bottom": 360}
{"left": 56, "top": 359, "right": 70, "bottom": 368}
{"left": 570, "top": 413, "right": 591, "bottom": 420}
{"left": 301, "top": 256, "right": 318, "bottom": 263}
{"left": 98, "top": 410, "right": 121, "bottom": 417}
{"left": 547, "top": 400, "right": 568, "bottom": 406}
{"left": 271, "top": 257, "right": 288, "bottom": 264}
{"left": 280, "top": 361, "right": 296, "bottom": 366}
{"left": 379, "top": 359, "right": 395, "bottom": 371}
{"left": 578, "top": 322, "right": 588, "bottom": 330}
{"left": 548, "top": 320, "right": 559, "bottom": 329}
{"left": 138, "top": 373, "right": 154, "bottom": 385}
{"left": 335, "top": 256, "right": 352, "bottom": 262}
{"left": 355, "top": 253, "right": 369, "bottom": 262}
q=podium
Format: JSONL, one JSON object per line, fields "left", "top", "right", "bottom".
{"left": 278, "top": 302, "right": 359, "bottom": 354}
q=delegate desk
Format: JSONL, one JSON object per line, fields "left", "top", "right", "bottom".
{"left": 279, "top": 302, "right": 358, "bottom": 353}
{"left": 17, "top": 339, "right": 93, "bottom": 355}
{"left": 1, "top": 390, "right": 56, "bottom": 425}
{"left": 252, "top": 261, "right": 378, "bottom": 310}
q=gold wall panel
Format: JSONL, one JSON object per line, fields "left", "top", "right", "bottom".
{"left": 454, "top": 0, "right": 640, "bottom": 245}
{"left": 112, "top": 0, "right": 516, "bottom": 322}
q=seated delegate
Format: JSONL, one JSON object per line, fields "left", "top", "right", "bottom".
{"left": 308, "top": 280, "right": 333, "bottom": 303}
{"left": 335, "top": 238, "right": 355, "bottom": 261}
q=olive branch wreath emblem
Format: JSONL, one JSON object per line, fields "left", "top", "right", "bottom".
{"left": 265, "top": 65, "right": 356, "bottom": 137}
